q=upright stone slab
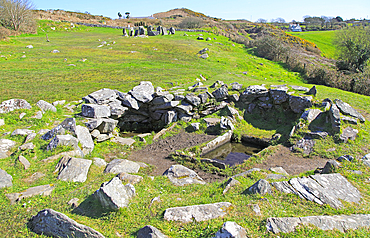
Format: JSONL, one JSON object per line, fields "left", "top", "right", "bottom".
{"left": 0, "top": 168, "right": 12, "bottom": 188}
{"left": 36, "top": 100, "right": 57, "bottom": 112}
{"left": 28, "top": 209, "right": 105, "bottom": 238}
{"left": 164, "top": 202, "right": 232, "bottom": 222}
{"left": 163, "top": 165, "right": 205, "bottom": 186}
{"left": 94, "top": 177, "right": 135, "bottom": 210}
{"left": 300, "top": 109, "right": 321, "bottom": 123}
{"left": 75, "top": 125, "right": 94, "bottom": 154}
{"left": 329, "top": 104, "right": 341, "bottom": 133}
{"left": 81, "top": 104, "right": 111, "bottom": 118}
{"left": 57, "top": 157, "right": 92, "bottom": 182}
{"left": 0, "top": 99, "right": 31, "bottom": 114}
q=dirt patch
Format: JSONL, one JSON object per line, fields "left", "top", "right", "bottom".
{"left": 253, "top": 145, "right": 328, "bottom": 175}
{"left": 128, "top": 131, "right": 225, "bottom": 181}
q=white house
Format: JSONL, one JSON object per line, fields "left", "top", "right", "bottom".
{"left": 289, "top": 24, "right": 302, "bottom": 32}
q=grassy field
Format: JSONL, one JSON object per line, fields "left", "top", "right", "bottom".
{"left": 289, "top": 31, "right": 336, "bottom": 59}
{"left": 1, "top": 20, "right": 370, "bottom": 237}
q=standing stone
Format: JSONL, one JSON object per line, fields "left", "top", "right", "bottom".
{"left": 329, "top": 104, "right": 341, "bottom": 133}
{"left": 214, "top": 221, "right": 247, "bottom": 238}
{"left": 307, "top": 85, "right": 317, "bottom": 96}
{"left": 93, "top": 157, "right": 107, "bottom": 167}
{"left": 163, "top": 110, "right": 177, "bottom": 125}
{"left": 163, "top": 165, "right": 205, "bottom": 186}
{"left": 17, "top": 155, "right": 31, "bottom": 170}
{"left": 161, "top": 26, "right": 167, "bottom": 35}
{"left": 0, "top": 168, "right": 12, "bottom": 188}
{"left": 164, "top": 202, "right": 232, "bottom": 222}
{"left": 0, "top": 99, "right": 32, "bottom": 114}
{"left": 94, "top": 177, "right": 135, "bottom": 210}
{"left": 138, "top": 26, "right": 146, "bottom": 35}
{"left": 75, "top": 125, "right": 94, "bottom": 154}
{"left": 300, "top": 109, "right": 321, "bottom": 123}
{"left": 81, "top": 104, "right": 111, "bottom": 118}
{"left": 36, "top": 100, "right": 57, "bottom": 112}
{"left": 28, "top": 209, "right": 105, "bottom": 238}
{"left": 104, "top": 159, "right": 140, "bottom": 174}
{"left": 137, "top": 225, "right": 167, "bottom": 238}
{"left": 246, "top": 179, "right": 272, "bottom": 195}
{"left": 169, "top": 27, "right": 175, "bottom": 34}
{"left": 130, "top": 27, "right": 134, "bottom": 36}
{"left": 56, "top": 157, "right": 92, "bottom": 182}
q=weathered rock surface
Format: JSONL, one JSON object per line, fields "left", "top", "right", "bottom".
{"left": 137, "top": 225, "right": 167, "bottom": 238}
{"left": 0, "top": 168, "right": 12, "bottom": 188}
{"left": 56, "top": 157, "right": 92, "bottom": 182}
{"left": 17, "top": 155, "right": 31, "bottom": 170}
{"left": 164, "top": 202, "right": 232, "bottom": 222}
{"left": 83, "top": 88, "right": 117, "bottom": 105}
{"left": 28, "top": 209, "right": 105, "bottom": 238}
{"left": 321, "top": 160, "right": 341, "bottom": 174}
{"left": 36, "top": 100, "right": 57, "bottom": 112}
{"left": 340, "top": 127, "right": 358, "bottom": 143}
{"left": 0, "top": 139, "right": 16, "bottom": 159}
{"left": 212, "top": 86, "right": 229, "bottom": 100}
{"left": 214, "top": 221, "right": 247, "bottom": 238}
{"left": 291, "top": 138, "right": 315, "bottom": 155}
{"left": 104, "top": 159, "right": 140, "bottom": 174}
{"left": 11, "top": 128, "right": 34, "bottom": 136}
{"left": 94, "top": 177, "right": 135, "bottom": 210}
{"left": 201, "top": 131, "right": 233, "bottom": 155}
{"left": 289, "top": 96, "right": 312, "bottom": 113}
{"left": 329, "top": 104, "right": 341, "bottom": 133}
{"left": 266, "top": 214, "right": 370, "bottom": 234}
{"left": 75, "top": 125, "right": 94, "bottom": 154}
{"left": 47, "top": 135, "right": 79, "bottom": 151}
{"left": 335, "top": 99, "right": 365, "bottom": 122}
{"left": 163, "top": 164, "right": 205, "bottom": 186}
{"left": 41, "top": 118, "right": 76, "bottom": 140}
{"left": 81, "top": 104, "right": 111, "bottom": 118}
{"left": 129, "top": 81, "right": 154, "bottom": 103}
{"left": 6, "top": 184, "right": 54, "bottom": 204}
{"left": 116, "top": 172, "right": 143, "bottom": 184}
{"left": 97, "top": 118, "right": 118, "bottom": 133}
{"left": 246, "top": 179, "right": 272, "bottom": 195}
{"left": 0, "top": 99, "right": 31, "bottom": 114}
{"left": 269, "top": 88, "right": 288, "bottom": 104}
{"left": 300, "top": 109, "right": 321, "bottom": 123}
{"left": 272, "top": 173, "right": 361, "bottom": 209}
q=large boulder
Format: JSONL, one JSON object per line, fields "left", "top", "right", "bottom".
{"left": 83, "top": 88, "right": 117, "bottom": 105}
{"left": 118, "top": 93, "right": 139, "bottom": 110}
{"left": 289, "top": 96, "right": 312, "bottom": 113}
{"left": 163, "top": 165, "right": 205, "bottom": 186}
{"left": 0, "top": 168, "right": 12, "bottom": 188}
{"left": 214, "top": 221, "right": 247, "bottom": 238}
{"left": 129, "top": 81, "right": 154, "bottom": 103}
{"left": 56, "top": 157, "right": 92, "bottom": 182}
{"left": 164, "top": 202, "right": 232, "bottom": 222}
{"left": 0, "top": 99, "right": 31, "bottom": 114}
{"left": 97, "top": 118, "right": 118, "bottom": 134}
{"left": 246, "top": 179, "right": 272, "bottom": 195}
{"left": 36, "top": 100, "right": 57, "bottom": 112}
{"left": 335, "top": 99, "right": 365, "bottom": 122}
{"left": 137, "top": 225, "right": 167, "bottom": 238}
{"left": 81, "top": 104, "right": 111, "bottom": 118}
{"left": 28, "top": 209, "right": 105, "bottom": 238}
{"left": 47, "top": 135, "right": 79, "bottom": 151}
{"left": 104, "top": 159, "right": 140, "bottom": 174}
{"left": 329, "top": 104, "right": 341, "bottom": 133}
{"left": 212, "top": 86, "right": 229, "bottom": 100}
{"left": 94, "top": 177, "right": 135, "bottom": 210}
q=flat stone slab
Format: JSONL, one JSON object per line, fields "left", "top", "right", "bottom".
{"left": 335, "top": 99, "right": 365, "bottom": 122}
{"left": 201, "top": 130, "right": 233, "bottom": 155}
{"left": 163, "top": 164, "right": 205, "bottom": 186}
{"left": 164, "top": 202, "right": 232, "bottom": 222}
{"left": 56, "top": 157, "right": 92, "bottom": 182}
{"left": 104, "top": 159, "right": 140, "bottom": 174}
{"left": 111, "top": 137, "right": 136, "bottom": 146}
{"left": 0, "top": 168, "right": 12, "bottom": 188}
{"left": 28, "top": 209, "right": 105, "bottom": 238}
{"left": 267, "top": 214, "right": 370, "bottom": 234}
{"left": 272, "top": 173, "right": 361, "bottom": 209}
{"left": 6, "top": 184, "right": 54, "bottom": 204}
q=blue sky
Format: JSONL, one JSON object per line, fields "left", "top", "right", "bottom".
{"left": 32, "top": 0, "right": 370, "bottom": 22}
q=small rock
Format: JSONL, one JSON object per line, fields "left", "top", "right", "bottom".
{"left": 67, "top": 198, "right": 79, "bottom": 208}
{"left": 337, "top": 155, "right": 354, "bottom": 162}
{"left": 104, "top": 159, "right": 140, "bottom": 174}
{"left": 163, "top": 164, "right": 205, "bottom": 186}
{"left": 214, "top": 221, "right": 247, "bottom": 238}
{"left": 19, "top": 142, "right": 34, "bottom": 151}
{"left": 137, "top": 225, "right": 167, "bottom": 238}
{"left": 0, "top": 168, "right": 13, "bottom": 188}
{"left": 249, "top": 204, "right": 262, "bottom": 216}
{"left": 222, "top": 177, "right": 240, "bottom": 195}
{"left": 36, "top": 100, "right": 57, "bottom": 112}
{"left": 270, "top": 167, "right": 289, "bottom": 175}
{"left": 116, "top": 172, "right": 143, "bottom": 184}
{"left": 246, "top": 179, "right": 271, "bottom": 195}
{"left": 93, "top": 157, "right": 107, "bottom": 167}
{"left": 321, "top": 160, "right": 341, "bottom": 174}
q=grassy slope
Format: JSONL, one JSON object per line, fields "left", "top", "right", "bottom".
{"left": 289, "top": 31, "right": 336, "bottom": 59}
{"left": 0, "top": 21, "right": 370, "bottom": 237}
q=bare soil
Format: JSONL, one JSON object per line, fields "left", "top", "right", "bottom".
{"left": 254, "top": 145, "right": 328, "bottom": 175}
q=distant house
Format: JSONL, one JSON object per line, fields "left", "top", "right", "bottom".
{"left": 289, "top": 24, "right": 302, "bottom": 32}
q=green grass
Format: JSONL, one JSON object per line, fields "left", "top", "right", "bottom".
{"left": 1, "top": 20, "right": 370, "bottom": 237}
{"left": 289, "top": 31, "right": 336, "bottom": 59}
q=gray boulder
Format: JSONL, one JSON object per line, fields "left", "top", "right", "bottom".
{"left": 6, "top": 184, "right": 54, "bottom": 204}
{"left": 47, "top": 135, "right": 79, "bottom": 151}
{"left": 185, "top": 94, "right": 201, "bottom": 107}
{"left": 81, "top": 104, "right": 111, "bottom": 118}
{"left": 94, "top": 177, "right": 135, "bottom": 210}
{"left": 163, "top": 110, "right": 177, "bottom": 125}
{"left": 290, "top": 85, "right": 309, "bottom": 92}
{"left": 214, "top": 221, "right": 247, "bottom": 238}
{"left": 104, "top": 159, "right": 140, "bottom": 174}
{"left": 329, "top": 104, "right": 341, "bottom": 133}
{"left": 300, "top": 109, "right": 321, "bottom": 123}
{"left": 337, "top": 155, "right": 354, "bottom": 162}
{"left": 0, "top": 139, "right": 16, "bottom": 159}
{"left": 56, "top": 157, "right": 92, "bottom": 182}
{"left": 83, "top": 88, "right": 117, "bottom": 105}
{"left": 97, "top": 118, "right": 118, "bottom": 134}
{"left": 119, "top": 93, "right": 140, "bottom": 110}
{"left": 0, "top": 99, "right": 31, "bottom": 114}
{"left": 231, "top": 82, "right": 243, "bottom": 91}
{"left": 169, "top": 27, "right": 175, "bottom": 34}
{"left": 129, "top": 81, "right": 154, "bottom": 103}
{"left": 0, "top": 168, "right": 12, "bottom": 188}
{"left": 246, "top": 179, "right": 272, "bottom": 195}
{"left": 335, "top": 99, "right": 365, "bottom": 122}
{"left": 212, "top": 86, "right": 229, "bottom": 100}
{"left": 199, "top": 53, "right": 209, "bottom": 59}
{"left": 307, "top": 85, "right": 317, "bottom": 96}
{"left": 163, "top": 165, "right": 205, "bottom": 186}
{"left": 291, "top": 138, "right": 315, "bottom": 155}
{"left": 25, "top": 132, "right": 37, "bottom": 143}
{"left": 28, "top": 209, "right": 105, "bottom": 238}
{"left": 116, "top": 172, "right": 143, "bottom": 185}
{"left": 164, "top": 202, "right": 232, "bottom": 222}
{"left": 289, "top": 96, "right": 312, "bottom": 113}
{"left": 137, "top": 225, "right": 167, "bottom": 238}
{"left": 321, "top": 160, "right": 341, "bottom": 174}
{"left": 36, "top": 100, "right": 57, "bottom": 112}
{"left": 152, "top": 94, "right": 174, "bottom": 105}
{"left": 198, "top": 93, "right": 209, "bottom": 104}
{"left": 75, "top": 125, "right": 94, "bottom": 154}
{"left": 340, "top": 127, "right": 358, "bottom": 143}
{"left": 93, "top": 157, "right": 107, "bottom": 167}
{"left": 17, "top": 155, "right": 31, "bottom": 169}
{"left": 85, "top": 119, "right": 103, "bottom": 131}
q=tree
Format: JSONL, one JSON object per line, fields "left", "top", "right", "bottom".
{"left": 276, "top": 17, "right": 286, "bottom": 23}
{"left": 125, "top": 12, "right": 130, "bottom": 19}
{"left": 335, "top": 16, "right": 343, "bottom": 22}
{"left": 256, "top": 18, "right": 267, "bottom": 23}
{"left": 0, "top": 0, "right": 34, "bottom": 31}
{"left": 333, "top": 26, "right": 370, "bottom": 72}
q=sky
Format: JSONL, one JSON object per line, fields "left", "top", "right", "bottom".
{"left": 32, "top": 0, "right": 370, "bottom": 22}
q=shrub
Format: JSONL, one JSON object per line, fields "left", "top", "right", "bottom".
{"left": 0, "top": 0, "right": 36, "bottom": 32}
{"left": 178, "top": 17, "right": 205, "bottom": 29}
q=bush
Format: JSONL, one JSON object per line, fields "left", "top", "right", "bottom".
{"left": 178, "top": 17, "right": 205, "bottom": 29}
{"left": 252, "top": 35, "right": 288, "bottom": 61}
{"left": 0, "top": 0, "right": 36, "bottom": 32}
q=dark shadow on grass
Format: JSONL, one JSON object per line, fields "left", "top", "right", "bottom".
{"left": 72, "top": 194, "right": 111, "bottom": 218}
